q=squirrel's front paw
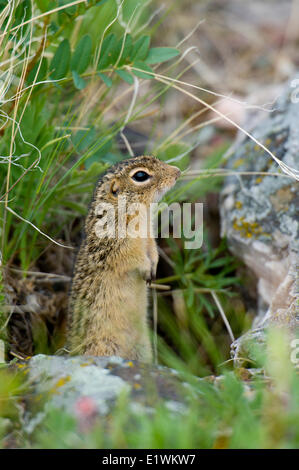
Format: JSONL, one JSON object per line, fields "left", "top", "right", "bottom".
{"left": 141, "top": 253, "right": 157, "bottom": 286}
{"left": 142, "top": 267, "right": 156, "bottom": 286}
{"left": 146, "top": 271, "right": 156, "bottom": 286}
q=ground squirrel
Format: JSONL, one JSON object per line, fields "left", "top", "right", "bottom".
{"left": 67, "top": 155, "right": 181, "bottom": 362}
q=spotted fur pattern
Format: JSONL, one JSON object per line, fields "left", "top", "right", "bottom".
{"left": 67, "top": 156, "right": 180, "bottom": 361}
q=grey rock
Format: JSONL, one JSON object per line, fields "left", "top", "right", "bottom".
{"left": 220, "top": 77, "right": 299, "bottom": 363}
{"left": 22, "top": 354, "right": 189, "bottom": 433}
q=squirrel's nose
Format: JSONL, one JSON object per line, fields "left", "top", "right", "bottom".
{"left": 172, "top": 166, "right": 181, "bottom": 179}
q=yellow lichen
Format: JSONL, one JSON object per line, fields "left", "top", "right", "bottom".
{"left": 233, "top": 217, "right": 266, "bottom": 239}
{"left": 50, "top": 375, "right": 71, "bottom": 395}
{"left": 235, "top": 201, "right": 243, "bottom": 209}
{"left": 232, "top": 158, "right": 245, "bottom": 169}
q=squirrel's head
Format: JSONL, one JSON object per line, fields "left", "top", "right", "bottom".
{"left": 95, "top": 155, "right": 181, "bottom": 206}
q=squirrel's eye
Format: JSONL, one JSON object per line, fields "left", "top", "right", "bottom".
{"left": 131, "top": 171, "right": 151, "bottom": 182}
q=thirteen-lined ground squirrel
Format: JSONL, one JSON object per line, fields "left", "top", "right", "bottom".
{"left": 67, "top": 155, "right": 181, "bottom": 362}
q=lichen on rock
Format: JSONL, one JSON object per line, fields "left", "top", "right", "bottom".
{"left": 22, "top": 354, "right": 189, "bottom": 434}
{"left": 220, "top": 76, "right": 299, "bottom": 363}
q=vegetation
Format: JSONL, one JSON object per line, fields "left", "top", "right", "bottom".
{"left": 1, "top": 329, "right": 299, "bottom": 449}
{"left": 0, "top": 0, "right": 248, "bottom": 371}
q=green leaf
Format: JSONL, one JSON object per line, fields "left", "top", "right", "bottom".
{"left": 157, "top": 142, "right": 191, "bottom": 170}
{"left": 71, "top": 162, "right": 107, "bottom": 184}
{"left": 58, "top": 0, "right": 77, "bottom": 16}
{"left": 116, "top": 69, "right": 134, "bottom": 85}
{"left": 131, "top": 35, "right": 150, "bottom": 61}
{"left": 186, "top": 281, "right": 194, "bottom": 308}
{"left": 118, "top": 34, "right": 133, "bottom": 66}
{"left": 100, "top": 152, "right": 122, "bottom": 164}
{"left": 13, "top": 0, "right": 31, "bottom": 28}
{"left": 27, "top": 57, "right": 48, "bottom": 85}
{"left": 132, "top": 61, "right": 153, "bottom": 79}
{"left": 201, "top": 295, "right": 215, "bottom": 318}
{"left": 98, "top": 72, "right": 112, "bottom": 87}
{"left": 72, "top": 71, "right": 86, "bottom": 90}
{"left": 97, "top": 33, "right": 117, "bottom": 70}
{"left": 71, "top": 126, "right": 96, "bottom": 153}
{"left": 36, "top": 0, "right": 56, "bottom": 13}
{"left": 62, "top": 200, "right": 88, "bottom": 215}
{"left": 145, "top": 47, "right": 180, "bottom": 64}
{"left": 50, "top": 39, "right": 71, "bottom": 80}
{"left": 49, "top": 21, "right": 59, "bottom": 34}
{"left": 71, "top": 34, "right": 92, "bottom": 74}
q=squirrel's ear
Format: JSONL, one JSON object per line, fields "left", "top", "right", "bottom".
{"left": 110, "top": 179, "right": 120, "bottom": 196}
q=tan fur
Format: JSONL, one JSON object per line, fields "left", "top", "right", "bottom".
{"left": 67, "top": 155, "right": 180, "bottom": 362}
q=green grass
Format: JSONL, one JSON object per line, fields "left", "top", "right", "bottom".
{"left": 0, "top": 0, "right": 297, "bottom": 450}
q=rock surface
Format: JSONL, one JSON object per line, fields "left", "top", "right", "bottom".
{"left": 220, "top": 77, "right": 299, "bottom": 362}
{"left": 20, "top": 354, "right": 190, "bottom": 433}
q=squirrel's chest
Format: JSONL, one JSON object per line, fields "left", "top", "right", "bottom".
{"left": 91, "top": 269, "right": 148, "bottom": 322}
